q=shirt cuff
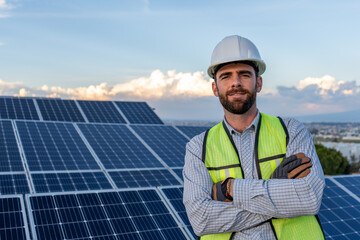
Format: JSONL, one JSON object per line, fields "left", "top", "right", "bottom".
{"left": 233, "top": 178, "right": 268, "bottom": 211}
{"left": 233, "top": 178, "right": 252, "bottom": 209}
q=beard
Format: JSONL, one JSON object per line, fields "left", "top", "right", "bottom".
{"left": 218, "top": 86, "right": 257, "bottom": 115}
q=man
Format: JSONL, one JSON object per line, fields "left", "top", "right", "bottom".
{"left": 183, "top": 35, "right": 325, "bottom": 239}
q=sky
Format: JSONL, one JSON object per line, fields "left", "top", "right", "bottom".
{"left": 0, "top": 0, "right": 359, "bottom": 121}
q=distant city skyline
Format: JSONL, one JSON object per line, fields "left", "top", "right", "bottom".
{"left": 1, "top": 0, "right": 359, "bottom": 121}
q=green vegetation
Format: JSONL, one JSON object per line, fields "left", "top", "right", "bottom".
{"left": 315, "top": 143, "right": 350, "bottom": 175}
{"left": 315, "top": 143, "right": 360, "bottom": 175}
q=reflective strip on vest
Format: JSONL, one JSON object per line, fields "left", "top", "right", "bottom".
{"left": 201, "top": 113, "right": 324, "bottom": 240}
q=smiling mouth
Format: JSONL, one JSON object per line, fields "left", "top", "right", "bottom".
{"left": 228, "top": 92, "right": 247, "bottom": 96}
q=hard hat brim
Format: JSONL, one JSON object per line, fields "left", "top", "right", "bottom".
{"left": 207, "top": 59, "right": 266, "bottom": 79}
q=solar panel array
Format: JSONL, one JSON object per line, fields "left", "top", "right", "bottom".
{"left": 36, "top": 99, "right": 85, "bottom": 122}
{"left": 0, "top": 195, "right": 30, "bottom": 239}
{"left": 0, "top": 96, "right": 359, "bottom": 239}
{"left": 318, "top": 177, "right": 360, "bottom": 239}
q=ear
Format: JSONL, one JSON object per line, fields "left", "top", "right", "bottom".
{"left": 256, "top": 76, "right": 263, "bottom": 93}
{"left": 212, "top": 81, "right": 219, "bottom": 97}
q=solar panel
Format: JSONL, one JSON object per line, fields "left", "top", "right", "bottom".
{"left": 0, "top": 120, "right": 24, "bottom": 172}
{"left": 31, "top": 171, "right": 113, "bottom": 193}
{"left": 318, "top": 178, "right": 360, "bottom": 239}
{"left": 0, "top": 195, "right": 30, "bottom": 239}
{"left": 36, "top": 99, "right": 85, "bottom": 122}
{"left": 332, "top": 175, "right": 360, "bottom": 198}
{"left": 77, "top": 123, "right": 163, "bottom": 169}
{"left": 176, "top": 126, "right": 209, "bottom": 139}
{"left": 160, "top": 186, "right": 196, "bottom": 239}
{"left": 108, "top": 169, "right": 181, "bottom": 188}
{"left": 16, "top": 121, "right": 100, "bottom": 171}
{"left": 171, "top": 168, "right": 183, "bottom": 180}
{"left": 0, "top": 174, "right": 30, "bottom": 195}
{"left": 27, "top": 189, "right": 191, "bottom": 240}
{"left": 0, "top": 97, "right": 39, "bottom": 120}
{"left": 131, "top": 125, "right": 189, "bottom": 167}
{"left": 77, "top": 100, "right": 126, "bottom": 123}
{"left": 115, "top": 101, "right": 163, "bottom": 124}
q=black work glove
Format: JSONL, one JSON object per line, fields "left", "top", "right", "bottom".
{"left": 271, "top": 153, "right": 312, "bottom": 179}
{"left": 211, "top": 178, "right": 233, "bottom": 202}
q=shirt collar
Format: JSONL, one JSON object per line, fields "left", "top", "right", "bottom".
{"left": 223, "top": 110, "right": 260, "bottom": 135}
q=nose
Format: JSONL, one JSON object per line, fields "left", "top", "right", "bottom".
{"left": 231, "top": 75, "right": 242, "bottom": 88}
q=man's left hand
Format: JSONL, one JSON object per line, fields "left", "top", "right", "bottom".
{"left": 211, "top": 178, "right": 234, "bottom": 202}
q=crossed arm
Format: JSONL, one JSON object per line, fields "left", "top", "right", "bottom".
{"left": 183, "top": 120, "right": 325, "bottom": 236}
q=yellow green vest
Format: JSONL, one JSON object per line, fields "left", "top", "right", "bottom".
{"left": 200, "top": 113, "right": 324, "bottom": 240}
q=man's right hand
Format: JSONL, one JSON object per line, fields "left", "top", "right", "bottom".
{"left": 271, "top": 153, "right": 312, "bottom": 179}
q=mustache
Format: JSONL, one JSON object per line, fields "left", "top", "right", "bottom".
{"left": 226, "top": 88, "right": 250, "bottom": 96}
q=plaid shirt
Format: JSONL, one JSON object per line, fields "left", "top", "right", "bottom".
{"left": 183, "top": 111, "right": 325, "bottom": 239}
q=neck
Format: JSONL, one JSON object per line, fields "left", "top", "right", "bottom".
{"left": 224, "top": 104, "right": 258, "bottom": 133}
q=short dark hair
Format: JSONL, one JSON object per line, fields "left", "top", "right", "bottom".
{"left": 214, "top": 60, "right": 259, "bottom": 81}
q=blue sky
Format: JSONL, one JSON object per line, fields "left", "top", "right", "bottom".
{"left": 1, "top": 0, "right": 359, "bottom": 121}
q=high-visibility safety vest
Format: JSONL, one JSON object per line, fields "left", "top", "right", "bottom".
{"left": 200, "top": 113, "right": 324, "bottom": 240}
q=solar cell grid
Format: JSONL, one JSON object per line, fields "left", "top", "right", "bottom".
{"left": 27, "top": 189, "right": 190, "bottom": 240}
{"left": 31, "top": 171, "right": 113, "bottom": 193}
{"left": 0, "top": 174, "right": 30, "bottom": 195}
{"left": 131, "top": 125, "right": 189, "bottom": 167}
{"left": 115, "top": 101, "right": 163, "bottom": 124}
{"left": 16, "top": 121, "right": 99, "bottom": 171}
{"left": 36, "top": 99, "right": 85, "bottom": 122}
{"left": 176, "top": 126, "right": 210, "bottom": 139}
{"left": 0, "top": 195, "right": 30, "bottom": 239}
{"left": 333, "top": 175, "right": 360, "bottom": 198}
{"left": 171, "top": 168, "right": 183, "bottom": 180}
{"left": 160, "top": 186, "right": 196, "bottom": 239}
{"left": 78, "top": 123, "right": 163, "bottom": 169}
{"left": 0, "top": 97, "right": 39, "bottom": 120}
{"left": 108, "top": 169, "right": 181, "bottom": 188}
{"left": 78, "top": 100, "right": 126, "bottom": 123}
{"left": 319, "top": 178, "right": 360, "bottom": 239}
{"left": 0, "top": 120, "right": 24, "bottom": 172}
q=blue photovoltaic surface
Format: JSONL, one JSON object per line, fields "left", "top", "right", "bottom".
{"left": 333, "top": 175, "right": 360, "bottom": 198}
{"left": 31, "top": 172, "right": 113, "bottom": 193}
{"left": 0, "top": 195, "right": 29, "bottom": 239}
{"left": 0, "top": 120, "right": 24, "bottom": 172}
{"left": 16, "top": 121, "right": 99, "bottom": 171}
{"left": 77, "top": 100, "right": 126, "bottom": 123}
{"left": 131, "top": 125, "right": 189, "bottom": 167}
{"left": 0, "top": 174, "right": 30, "bottom": 195}
{"left": 115, "top": 101, "right": 163, "bottom": 124}
{"left": 171, "top": 168, "right": 183, "bottom": 180}
{"left": 0, "top": 97, "right": 39, "bottom": 120}
{"left": 318, "top": 178, "right": 360, "bottom": 239}
{"left": 28, "top": 189, "right": 189, "bottom": 240}
{"left": 36, "top": 99, "right": 85, "bottom": 122}
{"left": 78, "top": 123, "right": 163, "bottom": 169}
{"left": 176, "top": 126, "right": 210, "bottom": 139}
{"left": 108, "top": 169, "right": 181, "bottom": 188}
{"left": 161, "top": 187, "right": 196, "bottom": 239}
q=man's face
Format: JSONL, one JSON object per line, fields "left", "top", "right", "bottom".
{"left": 212, "top": 62, "right": 262, "bottom": 115}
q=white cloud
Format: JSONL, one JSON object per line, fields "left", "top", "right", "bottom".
{"left": 0, "top": 70, "right": 213, "bottom": 100}
{"left": 110, "top": 70, "right": 213, "bottom": 99}
{"left": 0, "top": 73, "right": 359, "bottom": 120}
{"left": 261, "top": 75, "right": 360, "bottom": 116}
{"left": 297, "top": 75, "right": 345, "bottom": 96}
{"left": 0, "top": 0, "right": 7, "bottom": 8}
{"left": 0, "top": 0, "right": 14, "bottom": 18}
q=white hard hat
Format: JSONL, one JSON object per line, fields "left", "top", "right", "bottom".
{"left": 207, "top": 35, "right": 266, "bottom": 79}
